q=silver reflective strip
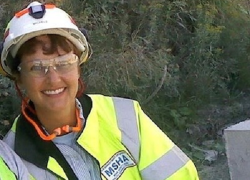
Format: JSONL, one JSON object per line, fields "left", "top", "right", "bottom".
{"left": 23, "top": 159, "right": 58, "bottom": 180}
{"left": 0, "top": 140, "right": 32, "bottom": 180}
{"left": 3, "top": 130, "right": 15, "bottom": 149}
{"left": 112, "top": 97, "right": 140, "bottom": 163}
{"left": 4, "top": 132, "right": 57, "bottom": 180}
{"left": 141, "top": 145, "right": 190, "bottom": 180}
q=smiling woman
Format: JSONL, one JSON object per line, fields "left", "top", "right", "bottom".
{"left": 0, "top": 1, "right": 199, "bottom": 180}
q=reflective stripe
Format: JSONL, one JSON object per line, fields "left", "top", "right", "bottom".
{"left": 112, "top": 97, "right": 140, "bottom": 163}
{"left": 141, "top": 145, "right": 190, "bottom": 180}
{"left": 4, "top": 132, "right": 59, "bottom": 180}
{"left": 0, "top": 140, "right": 33, "bottom": 180}
{"left": 22, "top": 159, "right": 59, "bottom": 180}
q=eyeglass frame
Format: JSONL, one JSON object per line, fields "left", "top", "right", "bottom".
{"left": 17, "top": 53, "right": 79, "bottom": 78}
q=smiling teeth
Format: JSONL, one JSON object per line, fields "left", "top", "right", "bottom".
{"left": 44, "top": 88, "right": 64, "bottom": 95}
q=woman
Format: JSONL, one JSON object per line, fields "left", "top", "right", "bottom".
{"left": 0, "top": 1, "right": 199, "bottom": 180}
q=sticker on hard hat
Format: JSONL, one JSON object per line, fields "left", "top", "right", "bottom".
{"left": 101, "top": 151, "right": 136, "bottom": 180}
{"left": 33, "top": 20, "right": 48, "bottom": 25}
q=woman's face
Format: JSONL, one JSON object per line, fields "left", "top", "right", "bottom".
{"left": 17, "top": 35, "right": 80, "bottom": 112}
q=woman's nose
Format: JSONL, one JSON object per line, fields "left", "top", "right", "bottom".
{"left": 45, "top": 66, "right": 61, "bottom": 83}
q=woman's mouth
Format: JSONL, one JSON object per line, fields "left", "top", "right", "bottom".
{"left": 43, "top": 88, "right": 64, "bottom": 95}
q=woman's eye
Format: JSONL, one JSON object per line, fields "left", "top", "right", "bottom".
{"left": 58, "top": 62, "right": 69, "bottom": 66}
{"left": 56, "top": 61, "right": 71, "bottom": 68}
{"left": 30, "top": 65, "right": 43, "bottom": 71}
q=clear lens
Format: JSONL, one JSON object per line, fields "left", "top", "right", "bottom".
{"left": 17, "top": 53, "right": 79, "bottom": 77}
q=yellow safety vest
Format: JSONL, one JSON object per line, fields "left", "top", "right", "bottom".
{"left": 5, "top": 94, "right": 199, "bottom": 180}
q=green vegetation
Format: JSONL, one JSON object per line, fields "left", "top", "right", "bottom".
{"left": 1, "top": 0, "right": 250, "bottom": 171}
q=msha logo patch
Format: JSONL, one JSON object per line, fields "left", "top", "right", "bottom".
{"left": 101, "top": 151, "right": 136, "bottom": 180}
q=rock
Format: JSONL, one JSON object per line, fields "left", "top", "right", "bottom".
{"left": 2, "top": 92, "right": 9, "bottom": 97}
{"left": 1, "top": 120, "right": 10, "bottom": 126}
{"left": 204, "top": 150, "right": 218, "bottom": 163}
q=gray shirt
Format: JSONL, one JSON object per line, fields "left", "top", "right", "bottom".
{"left": 53, "top": 131, "right": 101, "bottom": 180}
{"left": 52, "top": 99, "right": 101, "bottom": 180}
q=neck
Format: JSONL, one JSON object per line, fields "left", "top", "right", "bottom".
{"left": 35, "top": 103, "right": 77, "bottom": 134}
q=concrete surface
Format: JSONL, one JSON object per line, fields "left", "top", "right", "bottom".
{"left": 224, "top": 119, "right": 250, "bottom": 180}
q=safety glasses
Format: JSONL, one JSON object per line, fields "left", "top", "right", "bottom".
{"left": 17, "top": 53, "right": 79, "bottom": 78}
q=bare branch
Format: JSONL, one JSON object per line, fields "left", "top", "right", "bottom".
{"left": 142, "top": 65, "right": 168, "bottom": 105}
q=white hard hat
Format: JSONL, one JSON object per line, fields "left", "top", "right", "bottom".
{"left": 0, "top": 1, "right": 91, "bottom": 78}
